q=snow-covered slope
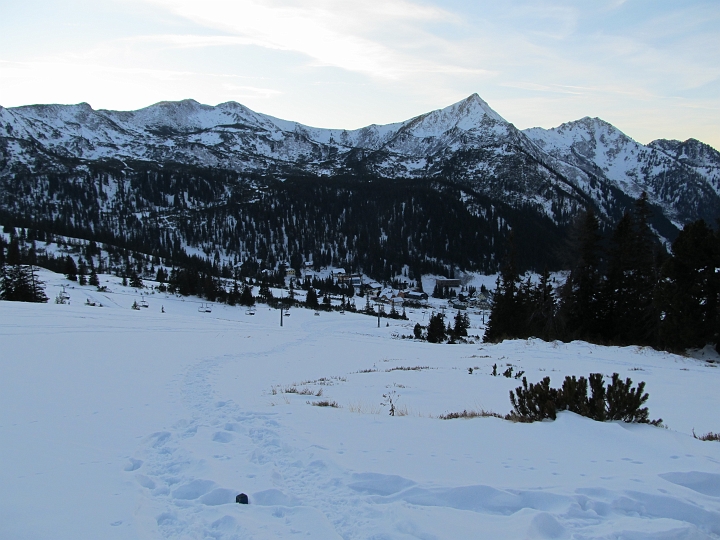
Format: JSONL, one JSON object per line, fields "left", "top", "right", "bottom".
{"left": 1, "top": 94, "right": 719, "bottom": 229}
{"left": 2, "top": 270, "right": 720, "bottom": 539}
{"left": 524, "top": 118, "right": 720, "bottom": 226}
{"left": 0, "top": 95, "right": 507, "bottom": 173}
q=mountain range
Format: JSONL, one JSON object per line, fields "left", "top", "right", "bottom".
{"left": 1, "top": 94, "right": 718, "bottom": 277}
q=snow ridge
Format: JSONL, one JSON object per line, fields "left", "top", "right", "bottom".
{"left": 1, "top": 94, "right": 719, "bottom": 228}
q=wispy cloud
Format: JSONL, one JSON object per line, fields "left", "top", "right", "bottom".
{"left": 132, "top": 0, "right": 463, "bottom": 78}
{"left": 1, "top": 0, "right": 718, "bottom": 147}
{"left": 0, "top": 58, "right": 280, "bottom": 109}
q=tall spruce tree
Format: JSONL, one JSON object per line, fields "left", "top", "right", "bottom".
{"left": 427, "top": 312, "right": 447, "bottom": 343}
{"left": 240, "top": 284, "right": 255, "bottom": 306}
{"left": 64, "top": 256, "right": 78, "bottom": 281}
{"left": 452, "top": 310, "right": 470, "bottom": 338}
{"left": 529, "top": 268, "right": 558, "bottom": 341}
{"left": 657, "top": 219, "right": 720, "bottom": 351}
{"left": 484, "top": 235, "right": 523, "bottom": 342}
{"left": 305, "top": 287, "right": 319, "bottom": 308}
{"left": 599, "top": 194, "right": 659, "bottom": 346}
{"left": 560, "top": 210, "right": 602, "bottom": 341}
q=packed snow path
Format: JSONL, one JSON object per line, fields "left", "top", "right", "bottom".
{"left": 2, "top": 274, "right": 720, "bottom": 539}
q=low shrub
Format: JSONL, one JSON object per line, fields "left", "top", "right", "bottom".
{"left": 693, "top": 429, "right": 720, "bottom": 441}
{"left": 509, "top": 373, "right": 661, "bottom": 424}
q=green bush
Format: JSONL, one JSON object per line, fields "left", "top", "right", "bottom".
{"left": 509, "top": 373, "right": 659, "bottom": 424}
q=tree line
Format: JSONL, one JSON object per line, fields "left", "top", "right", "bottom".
{"left": 485, "top": 193, "right": 720, "bottom": 353}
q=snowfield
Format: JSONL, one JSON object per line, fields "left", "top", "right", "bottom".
{"left": 2, "top": 270, "right": 720, "bottom": 539}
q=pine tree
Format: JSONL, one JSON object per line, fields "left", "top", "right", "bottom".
{"left": 432, "top": 282, "right": 443, "bottom": 299}
{"left": 529, "top": 268, "right": 558, "bottom": 341}
{"left": 1, "top": 265, "right": 48, "bottom": 303}
{"left": 600, "top": 194, "right": 659, "bottom": 346}
{"left": 560, "top": 210, "right": 602, "bottom": 340}
{"left": 305, "top": 287, "right": 319, "bottom": 309}
{"left": 658, "top": 219, "right": 720, "bottom": 351}
{"left": 129, "top": 270, "right": 143, "bottom": 289}
{"left": 426, "top": 313, "right": 446, "bottom": 343}
{"left": 65, "top": 256, "right": 78, "bottom": 281}
{"left": 89, "top": 267, "right": 99, "bottom": 287}
{"left": 78, "top": 259, "right": 88, "bottom": 286}
{"left": 484, "top": 235, "right": 522, "bottom": 342}
{"left": 240, "top": 284, "right": 255, "bottom": 306}
{"left": 453, "top": 310, "right": 469, "bottom": 338}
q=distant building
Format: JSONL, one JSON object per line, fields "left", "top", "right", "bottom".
{"left": 403, "top": 291, "right": 428, "bottom": 301}
{"left": 366, "top": 281, "right": 382, "bottom": 295}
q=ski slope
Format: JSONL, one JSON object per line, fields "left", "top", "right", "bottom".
{"left": 1, "top": 270, "right": 720, "bottom": 539}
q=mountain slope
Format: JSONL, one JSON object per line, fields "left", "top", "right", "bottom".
{"left": 523, "top": 118, "right": 720, "bottom": 226}
{"left": 1, "top": 94, "right": 719, "bottom": 276}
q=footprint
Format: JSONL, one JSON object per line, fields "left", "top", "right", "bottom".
{"left": 172, "top": 479, "right": 217, "bottom": 500}
{"left": 149, "top": 432, "right": 171, "bottom": 448}
{"left": 136, "top": 474, "right": 156, "bottom": 489}
{"left": 200, "top": 488, "right": 237, "bottom": 506}
{"left": 213, "top": 431, "right": 234, "bottom": 443}
{"left": 124, "top": 458, "right": 143, "bottom": 472}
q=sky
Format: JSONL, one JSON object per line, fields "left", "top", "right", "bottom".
{"left": 0, "top": 0, "right": 718, "bottom": 148}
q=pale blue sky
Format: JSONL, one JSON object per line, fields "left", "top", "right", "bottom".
{"left": 1, "top": 0, "right": 718, "bottom": 148}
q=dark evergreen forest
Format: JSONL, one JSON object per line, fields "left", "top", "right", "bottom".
{"left": 484, "top": 194, "right": 720, "bottom": 353}
{"left": 0, "top": 160, "right": 572, "bottom": 281}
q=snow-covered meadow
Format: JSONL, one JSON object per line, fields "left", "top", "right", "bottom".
{"left": 2, "top": 270, "right": 720, "bottom": 539}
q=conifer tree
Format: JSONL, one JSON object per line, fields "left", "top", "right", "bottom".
{"left": 1, "top": 265, "right": 48, "bottom": 303}
{"left": 89, "top": 267, "right": 99, "bottom": 287}
{"left": 65, "top": 256, "right": 78, "bottom": 281}
{"left": 305, "top": 287, "right": 319, "bottom": 309}
{"left": 426, "top": 312, "right": 447, "bottom": 343}
{"left": 78, "top": 259, "right": 88, "bottom": 286}
{"left": 240, "top": 284, "right": 255, "bottom": 306}
{"left": 0, "top": 237, "right": 47, "bottom": 303}
{"left": 657, "top": 219, "right": 720, "bottom": 351}
{"left": 599, "top": 194, "right": 659, "bottom": 346}
{"left": 129, "top": 270, "right": 143, "bottom": 289}
{"left": 453, "top": 310, "right": 470, "bottom": 338}
{"left": 529, "top": 268, "right": 557, "bottom": 341}
{"left": 484, "top": 235, "right": 522, "bottom": 342}
{"left": 560, "top": 210, "right": 602, "bottom": 340}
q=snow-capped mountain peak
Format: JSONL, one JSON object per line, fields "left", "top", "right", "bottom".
{"left": 1, "top": 94, "right": 718, "bottom": 233}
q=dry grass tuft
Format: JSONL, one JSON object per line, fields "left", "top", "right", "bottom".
{"left": 309, "top": 400, "right": 340, "bottom": 408}
{"left": 693, "top": 429, "right": 720, "bottom": 441}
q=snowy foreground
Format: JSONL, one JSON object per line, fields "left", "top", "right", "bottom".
{"left": 2, "top": 273, "right": 720, "bottom": 540}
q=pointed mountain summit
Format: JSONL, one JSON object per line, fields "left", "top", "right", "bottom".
{"left": 399, "top": 93, "right": 507, "bottom": 136}
{"left": 1, "top": 93, "right": 718, "bottom": 235}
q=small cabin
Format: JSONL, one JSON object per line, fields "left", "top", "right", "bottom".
{"left": 404, "top": 291, "right": 428, "bottom": 301}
